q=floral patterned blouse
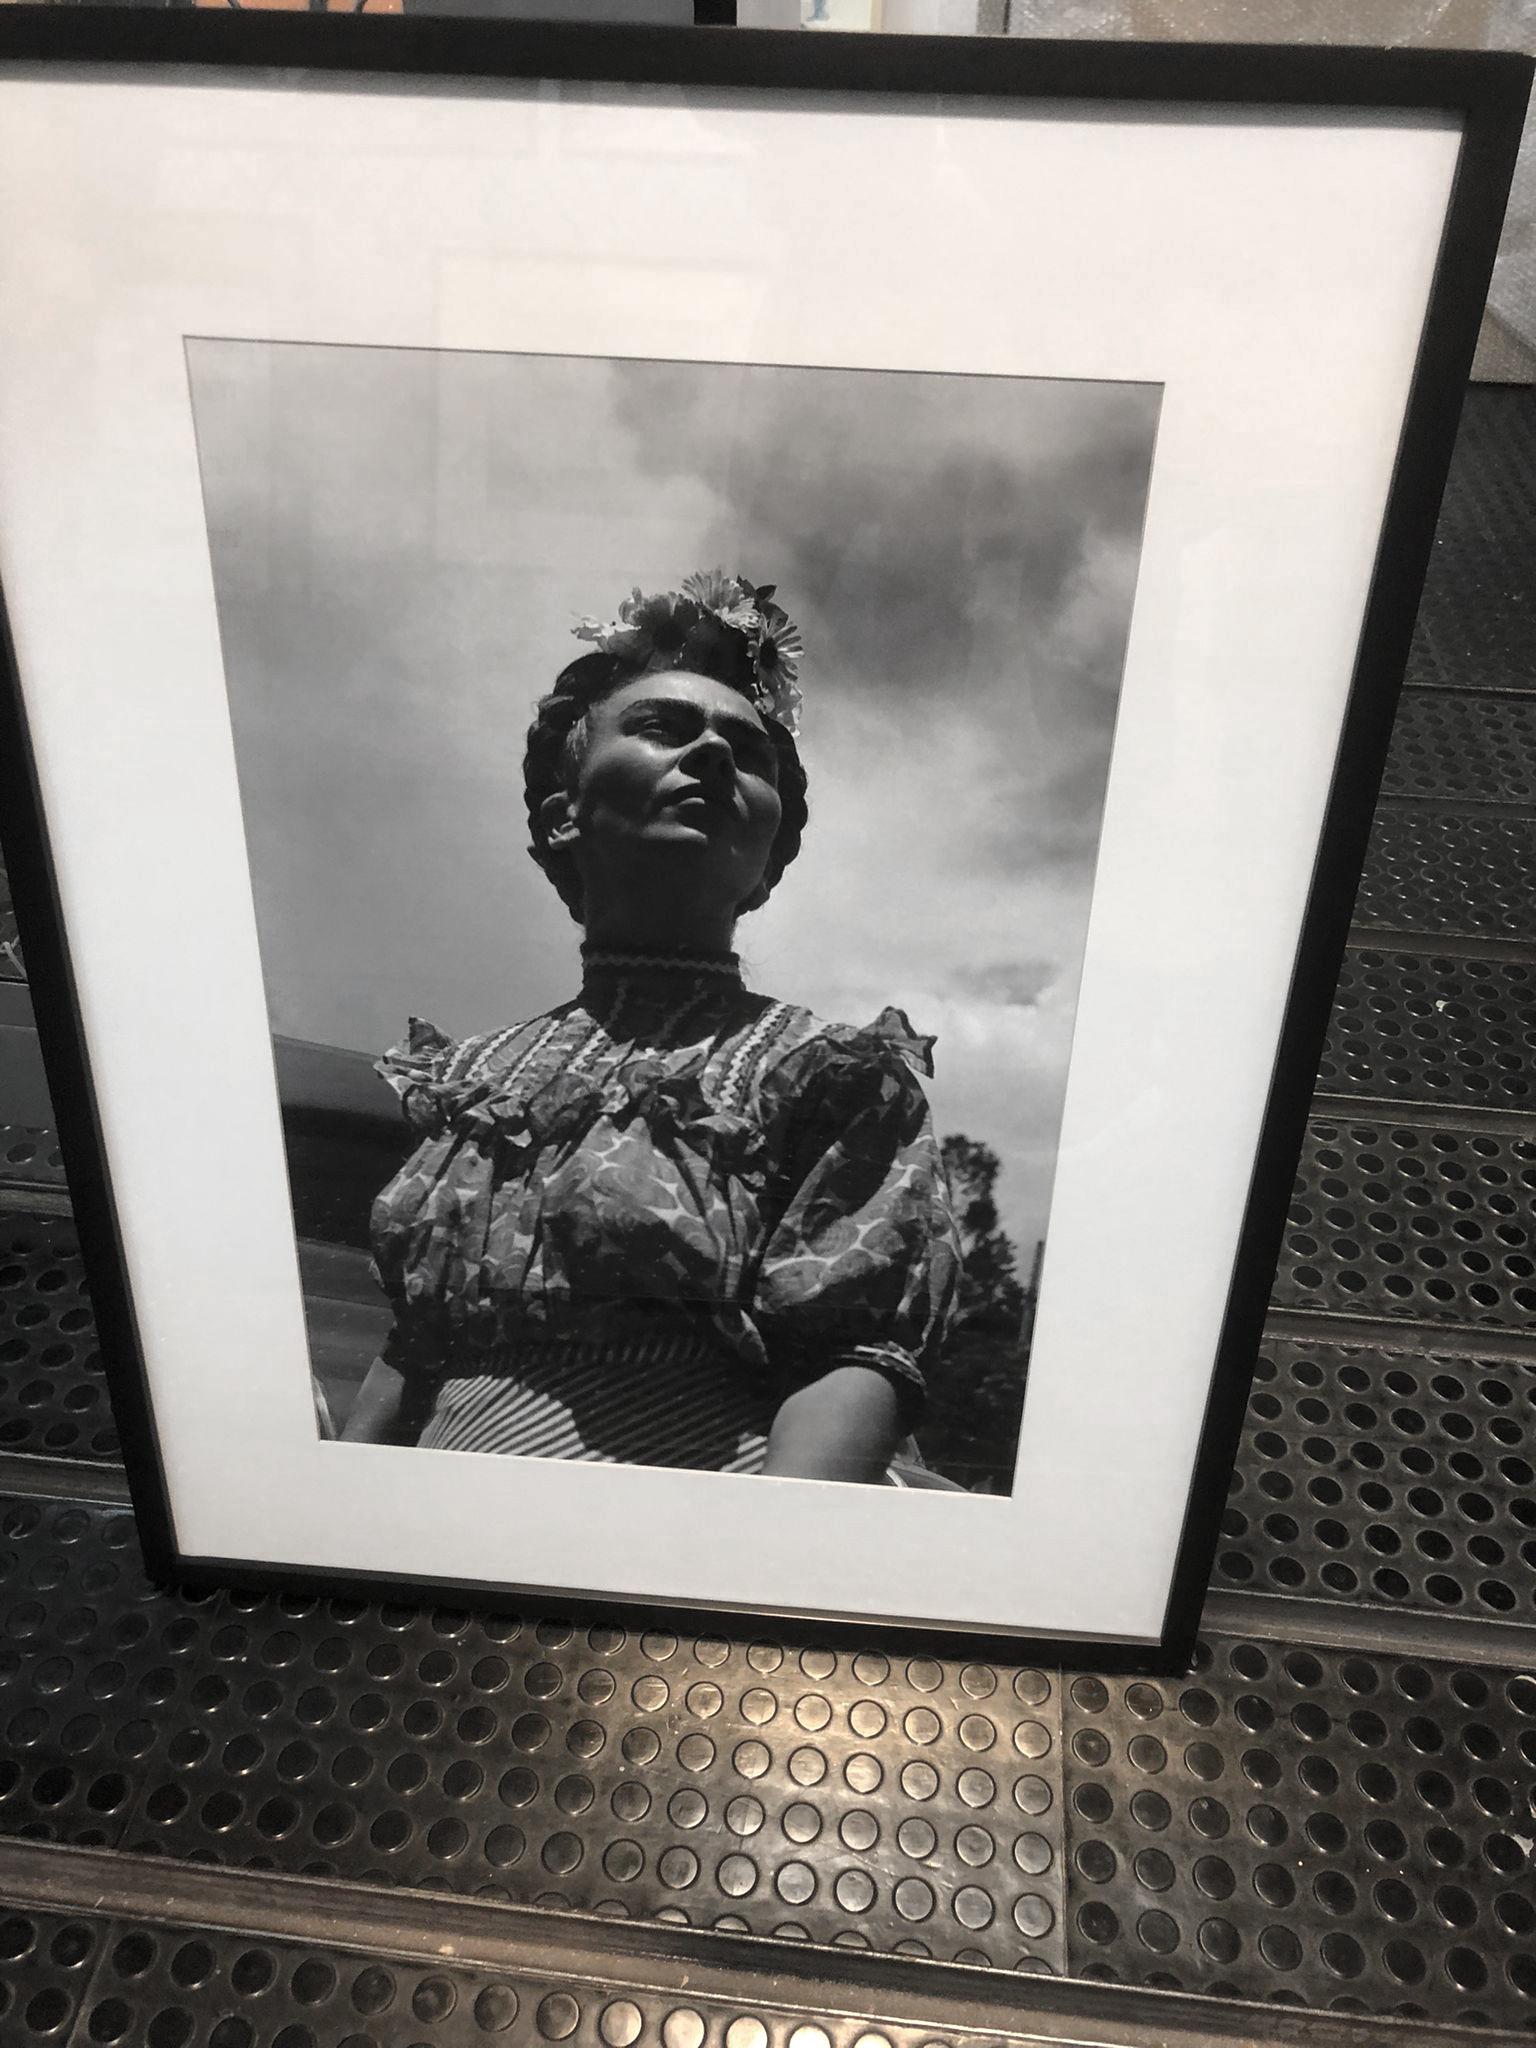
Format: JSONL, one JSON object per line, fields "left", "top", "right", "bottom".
{"left": 369, "top": 954, "right": 960, "bottom": 1473}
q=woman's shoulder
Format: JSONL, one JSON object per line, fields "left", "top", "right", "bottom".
{"left": 376, "top": 1004, "right": 579, "bottom": 1128}
{"left": 762, "top": 1001, "right": 938, "bottom": 1089}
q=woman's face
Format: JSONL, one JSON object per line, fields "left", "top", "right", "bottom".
{"left": 565, "top": 670, "right": 783, "bottom": 913}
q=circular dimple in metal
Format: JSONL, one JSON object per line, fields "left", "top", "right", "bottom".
{"left": 1014, "top": 1832, "right": 1053, "bottom": 1876}
{"left": 840, "top": 1810, "right": 879, "bottom": 1852}
{"left": 781, "top": 1803, "right": 821, "bottom": 1845}
{"left": 958, "top": 1716, "right": 996, "bottom": 1754}
{"left": 897, "top": 1817, "right": 937, "bottom": 1860}
{"left": 717, "top": 1854, "right": 758, "bottom": 1898}
{"left": 956, "top": 1768, "right": 996, "bottom": 1809}
{"left": 1014, "top": 1894, "right": 1055, "bottom": 1938}
{"left": 663, "top": 1998, "right": 708, "bottom": 2048}
{"left": 955, "top": 1825, "right": 995, "bottom": 1867}
{"left": 537, "top": 1991, "right": 580, "bottom": 2039}
{"left": 1014, "top": 1774, "right": 1052, "bottom": 1816}
{"left": 477, "top": 1984, "right": 521, "bottom": 2032}
{"left": 901, "top": 1762, "right": 939, "bottom": 1802}
{"left": 834, "top": 1869, "right": 877, "bottom": 1914}
{"left": 893, "top": 1878, "right": 935, "bottom": 1922}
{"left": 844, "top": 1753, "right": 882, "bottom": 1795}
{"left": 724, "top": 1796, "right": 763, "bottom": 1837}
{"left": 657, "top": 1847, "right": 699, "bottom": 1891}
{"left": 602, "top": 1840, "right": 643, "bottom": 1884}
{"left": 541, "top": 1832, "right": 583, "bottom": 1876}
{"left": 954, "top": 1886, "right": 995, "bottom": 1931}
{"left": 600, "top": 1999, "right": 644, "bottom": 2047}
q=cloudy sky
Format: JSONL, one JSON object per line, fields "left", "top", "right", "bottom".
{"left": 189, "top": 341, "right": 1159, "bottom": 1253}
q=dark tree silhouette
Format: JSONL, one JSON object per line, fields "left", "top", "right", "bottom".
{"left": 943, "top": 1134, "right": 1026, "bottom": 1333}
{"left": 914, "top": 1134, "right": 1039, "bottom": 1491}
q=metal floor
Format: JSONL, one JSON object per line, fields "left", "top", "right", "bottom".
{"left": 2, "top": 386, "right": 1535, "bottom": 2045}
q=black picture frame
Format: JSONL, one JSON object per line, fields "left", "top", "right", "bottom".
{"left": 0, "top": 7, "right": 1528, "bottom": 1669}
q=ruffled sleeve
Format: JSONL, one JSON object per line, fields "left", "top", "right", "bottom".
{"left": 751, "top": 1008, "right": 960, "bottom": 1429}
{"left": 376, "top": 1017, "right": 461, "bottom": 1136}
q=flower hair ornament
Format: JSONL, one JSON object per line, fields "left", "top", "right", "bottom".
{"left": 574, "top": 570, "right": 804, "bottom": 735}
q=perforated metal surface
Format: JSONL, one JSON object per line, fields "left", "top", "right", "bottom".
{"left": 0, "top": 1492, "right": 1066, "bottom": 1975}
{"left": 1382, "top": 692, "right": 1536, "bottom": 806}
{"left": 3, "top": 1905, "right": 555, "bottom": 2048}
{"left": 0, "top": 1217, "right": 117, "bottom": 1462}
{"left": 1061, "top": 1639, "right": 1536, "bottom": 2027}
{"left": 1405, "top": 386, "right": 1536, "bottom": 695}
{"left": 1216, "top": 1338, "right": 1536, "bottom": 1623}
{"left": 0, "top": 1123, "right": 68, "bottom": 1194}
{"left": 0, "top": 1857, "right": 1404, "bottom": 2048}
{"left": 1354, "top": 807, "right": 1536, "bottom": 940}
{"left": 1318, "top": 949, "right": 1536, "bottom": 1108}
{"left": 0, "top": 1904, "right": 102, "bottom": 2044}
{"left": 1270, "top": 1116, "right": 1536, "bottom": 1328}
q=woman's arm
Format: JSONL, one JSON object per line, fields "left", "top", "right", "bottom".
{"left": 340, "top": 1357, "right": 407, "bottom": 1444}
{"left": 760, "top": 1364, "right": 903, "bottom": 1485}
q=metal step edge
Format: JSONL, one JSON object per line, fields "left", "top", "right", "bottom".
{"left": 0, "top": 1836, "right": 1493, "bottom": 2048}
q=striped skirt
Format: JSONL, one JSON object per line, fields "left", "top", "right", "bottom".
{"left": 415, "top": 1329, "right": 775, "bottom": 1472}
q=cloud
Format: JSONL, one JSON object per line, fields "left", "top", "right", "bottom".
{"left": 950, "top": 961, "right": 1058, "bottom": 1009}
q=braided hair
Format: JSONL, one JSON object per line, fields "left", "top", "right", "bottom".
{"left": 524, "top": 647, "right": 809, "bottom": 924}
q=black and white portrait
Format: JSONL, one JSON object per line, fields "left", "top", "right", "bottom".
{"left": 189, "top": 341, "right": 1159, "bottom": 1497}
{"left": 0, "top": 49, "right": 1470, "bottom": 1636}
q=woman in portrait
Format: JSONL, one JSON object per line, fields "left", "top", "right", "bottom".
{"left": 341, "top": 574, "right": 959, "bottom": 1484}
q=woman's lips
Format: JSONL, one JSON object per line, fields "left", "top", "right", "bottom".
{"left": 666, "top": 786, "right": 730, "bottom": 815}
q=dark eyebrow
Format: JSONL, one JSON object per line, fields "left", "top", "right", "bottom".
{"left": 621, "top": 698, "right": 770, "bottom": 749}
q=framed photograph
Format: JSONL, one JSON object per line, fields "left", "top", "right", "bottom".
{"left": 0, "top": 14, "right": 1526, "bottom": 1661}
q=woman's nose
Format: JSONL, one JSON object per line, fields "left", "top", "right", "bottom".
{"left": 683, "top": 728, "right": 735, "bottom": 781}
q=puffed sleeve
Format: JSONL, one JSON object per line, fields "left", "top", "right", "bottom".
{"left": 752, "top": 1009, "right": 960, "bottom": 1430}
{"left": 371, "top": 1017, "right": 464, "bottom": 1384}
{"left": 375, "top": 1016, "right": 461, "bottom": 1136}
